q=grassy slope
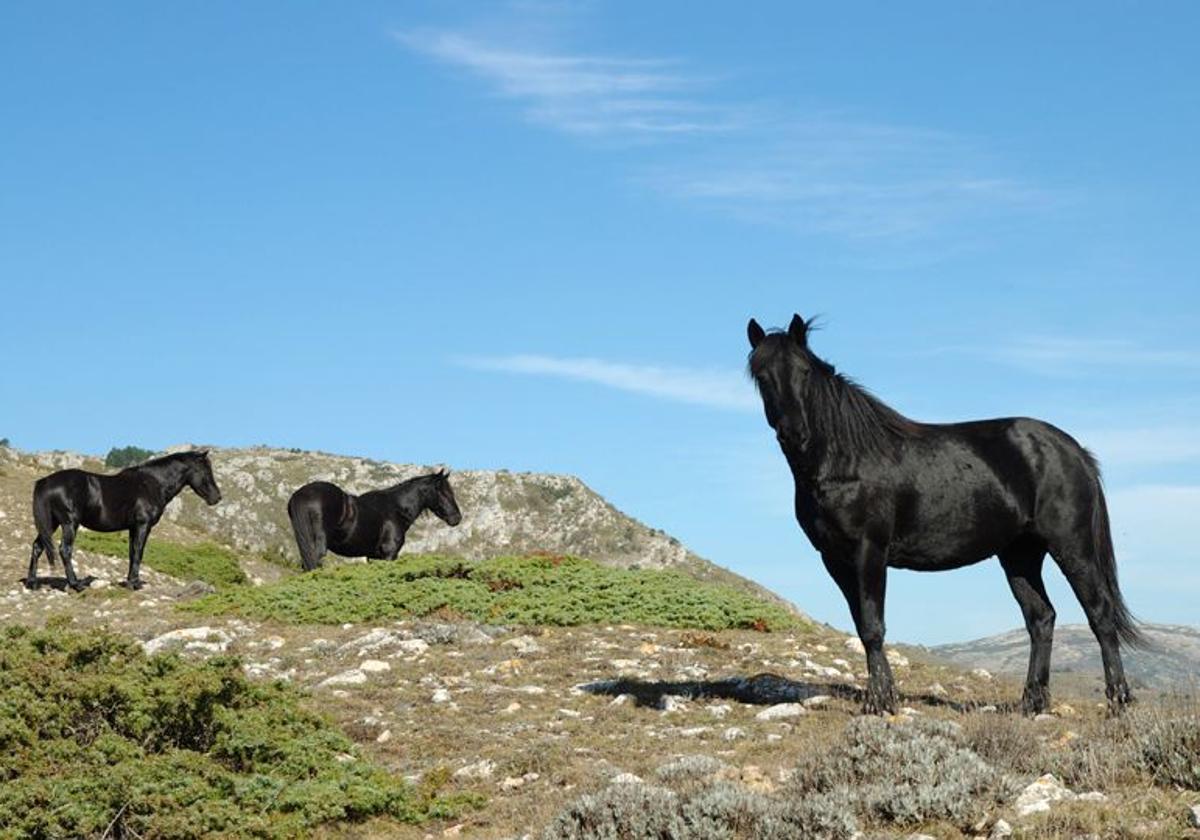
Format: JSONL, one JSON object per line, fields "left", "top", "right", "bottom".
{"left": 77, "top": 530, "right": 249, "bottom": 587}
{"left": 185, "top": 553, "right": 808, "bottom": 632}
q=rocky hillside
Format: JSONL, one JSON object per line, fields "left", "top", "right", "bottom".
{"left": 0, "top": 444, "right": 794, "bottom": 612}
{"left": 931, "top": 623, "right": 1200, "bottom": 693}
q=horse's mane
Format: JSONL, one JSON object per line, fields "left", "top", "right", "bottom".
{"left": 387, "top": 471, "right": 444, "bottom": 493}
{"left": 750, "top": 330, "right": 923, "bottom": 458}
{"left": 119, "top": 450, "right": 206, "bottom": 473}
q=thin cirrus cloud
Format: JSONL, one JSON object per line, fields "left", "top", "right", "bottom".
{"left": 395, "top": 29, "right": 741, "bottom": 137}
{"left": 458, "top": 353, "right": 758, "bottom": 412}
{"left": 395, "top": 26, "right": 1049, "bottom": 241}
{"left": 993, "top": 336, "right": 1200, "bottom": 375}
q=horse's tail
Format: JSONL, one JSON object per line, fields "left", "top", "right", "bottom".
{"left": 287, "top": 495, "right": 322, "bottom": 572}
{"left": 32, "top": 482, "right": 58, "bottom": 565}
{"left": 1090, "top": 475, "right": 1149, "bottom": 651}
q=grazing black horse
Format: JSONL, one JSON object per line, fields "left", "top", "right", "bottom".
{"left": 26, "top": 450, "right": 222, "bottom": 591}
{"left": 287, "top": 470, "right": 462, "bottom": 570}
{"left": 747, "top": 315, "right": 1144, "bottom": 715}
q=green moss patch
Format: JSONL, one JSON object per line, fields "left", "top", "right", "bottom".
{"left": 77, "top": 531, "right": 249, "bottom": 587}
{"left": 0, "top": 623, "right": 478, "bottom": 839}
{"left": 183, "top": 554, "right": 805, "bottom": 632}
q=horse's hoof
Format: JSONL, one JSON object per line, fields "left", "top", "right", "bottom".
{"left": 68, "top": 576, "right": 95, "bottom": 592}
{"left": 118, "top": 578, "right": 145, "bottom": 591}
{"left": 861, "top": 690, "right": 898, "bottom": 716}
{"left": 21, "top": 577, "right": 40, "bottom": 591}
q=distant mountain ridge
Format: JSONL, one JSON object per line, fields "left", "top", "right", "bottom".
{"left": 930, "top": 622, "right": 1200, "bottom": 692}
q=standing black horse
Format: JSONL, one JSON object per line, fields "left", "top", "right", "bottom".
{"left": 287, "top": 470, "right": 462, "bottom": 570}
{"left": 26, "top": 450, "right": 222, "bottom": 591}
{"left": 747, "top": 315, "right": 1144, "bottom": 715}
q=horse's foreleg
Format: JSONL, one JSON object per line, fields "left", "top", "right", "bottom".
{"left": 1000, "top": 542, "right": 1055, "bottom": 714}
{"left": 123, "top": 523, "right": 150, "bottom": 590}
{"left": 825, "top": 543, "right": 896, "bottom": 715}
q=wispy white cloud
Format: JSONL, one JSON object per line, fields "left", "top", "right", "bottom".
{"left": 459, "top": 353, "right": 757, "bottom": 411}
{"left": 995, "top": 337, "right": 1200, "bottom": 374}
{"left": 1080, "top": 426, "right": 1200, "bottom": 467}
{"left": 397, "top": 30, "right": 741, "bottom": 137}
{"left": 396, "top": 17, "right": 1051, "bottom": 242}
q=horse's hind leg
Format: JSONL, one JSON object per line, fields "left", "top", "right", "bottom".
{"left": 59, "top": 522, "right": 88, "bottom": 591}
{"left": 1052, "top": 546, "right": 1133, "bottom": 712}
{"left": 999, "top": 538, "right": 1054, "bottom": 714}
{"left": 25, "top": 538, "right": 45, "bottom": 589}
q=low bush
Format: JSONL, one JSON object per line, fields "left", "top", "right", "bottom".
{"left": 76, "top": 531, "right": 248, "bottom": 588}
{"left": 0, "top": 623, "right": 479, "bottom": 839}
{"left": 104, "top": 445, "right": 157, "bottom": 468}
{"left": 184, "top": 554, "right": 805, "bottom": 632}
{"left": 788, "top": 716, "right": 1011, "bottom": 826}
{"left": 1133, "top": 700, "right": 1200, "bottom": 790}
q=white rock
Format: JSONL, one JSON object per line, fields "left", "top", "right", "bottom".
{"left": 708, "top": 704, "right": 731, "bottom": 718}
{"left": 885, "top": 649, "right": 909, "bottom": 668}
{"left": 1188, "top": 804, "right": 1200, "bottom": 829}
{"left": 360, "top": 659, "right": 391, "bottom": 673}
{"left": 802, "top": 694, "right": 831, "bottom": 708}
{"left": 971, "top": 668, "right": 993, "bottom": 681}
{"left": 611, "top": 772, "right": 643, "bottom": 784}
{"left": 844, "top": 637, "right": 865, "bottom": 653}
{"left": 454, "top": 759, "right": 497, "bottom": 781}
{"left": 142, "top": 626, "right": 233, "bottom": 656}
{"left": 755, "top": 703, "right": 807, "bottom": 721}
{"left": 503, "top": 635, "right": 542, "bottom": 655}
{"left": 660, "top": 695, "right": 688, "bottom": 713}
{"left": 723, "top": 726, "right": 746, "bottom": 741}
{"left": 1077, "top": 791, "right": 1108, "bottom": 802}
{"left": 501, "top": 701, "right": 522, "bottom": 714}
{"left": 499, "top": 775, "right": 526, "bottom": 791}
{"left": 432, "top": 688, "right": 453, "bottom": 703}
{"left": 376, "top": 729, "right": 392, "bottom": 743}
{"left": 989, "top": 818, "right": 1012, "bottom": 839}
{"left": 927, "top": 682, "right": 948, "bottom": 697}
{"left": 1015, "top": 774, "right": 1076, "bottom": 817}
{"left": 396, "top": 638, "right": 430, "bottom": 657}
{"left": 319, "top": 669, "right": 367, "bottom": 687}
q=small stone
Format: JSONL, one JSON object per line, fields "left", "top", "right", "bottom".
{"left": 660, "top": 694, "right": 688, "bottom": 713}
{"left": 504, "top": 635, "right": 542, "bottom": 655}
{"left": 319, "top": 669, "right": 367, "bottom": 687}
{"left": 1077, "top": 791, "right": 1108, "bottom": 802}
{"left": 1015, "top": 773, "right": 1076, "bottom": 817}
{"left": 802, "top": 694, "right": 831, "bottom": 708}
{"left": 611, "top": 772, "right": 642, "bottom": 784}
{"left": 885, "top": 649, "right": 909, "bottom": 668}
{"left": 432, "top": 688, "right": 452, "bottom": 703}
{"left": 454, "top": 759, "right": 497, "bottom": 781}
{"left": 708, "top": 703, "right": 732, "bottom": 718}
{"left": 608, "top": 694, "right": 631, "bottom": 707}
{"left": 971, "top": 668, "right": 994, "bottom": 681}
{"left": 927, "top": 682, "right": 948, "bottom": 697}
{"left": 1052, "top": 703, "right": 1077, "bottom": 717}
{"left": 989, "top": 818, "right": 1013, "bottom": 839}
{"left": 360, "top": 659, "right": 391, "bottom": 673}
{"left": 376, "top": 729, "right": 392, "bottom": 744}
{"left": 723, "top": 726, "right": 746, "bottom": 740}
{"left": 396, "top": 638, "right": 430, "bottom": 656}
{"left": 1187, "top": 804, "right": 1200, "bottom": 829}
{"left": 1034, "top": 713, "right": 1056, "bottom": 722}
{"left": 501, "top": 701, "right": 522, "bottom": 714}
{"left": 499, "top": 775, "right": 526, "bottom": 791}
{"left": 756, "top": 703, "right": 807, "bottom": 721}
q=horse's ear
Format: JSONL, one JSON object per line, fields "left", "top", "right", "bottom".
{"left": 196, "top": 449, "right": 210, "bottom": 457}
{"left": 747, "top": 318, "right": 766, "bottom": 349}
{"left": 788, "top": 314, "right": 809, "bottom": 345}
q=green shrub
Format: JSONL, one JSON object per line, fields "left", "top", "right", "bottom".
{"left": 77, "top": 531, "right": 248, "bottom": 588}
{"left": 0, "top": 624, "right": 479, "bottom": 839}
{"left": 788, "top": 716, "right": 1011, "bottom": 827}
{"left": 105, "top": 445, "right": 157, "bottom": 468}
{"left": 184, "top": 554, "right": 805, "bottom": 632}
{"left": 1134, "top": 702, "right": 1200, "bottom": 790}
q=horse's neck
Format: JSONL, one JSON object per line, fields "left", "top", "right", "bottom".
{"left": 388, "top": 482, "right": 426, "bottom": 523}
{"left": 140, "top": 461, "right": 190, "bottom": 503}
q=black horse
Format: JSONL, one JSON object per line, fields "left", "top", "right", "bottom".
{"left": 26, "top": 450, "right": 222, "bottom": 591}
{"left": 747, "top": 315, "right": 1144, "bottom": 715}
{"left": 287, "top": 470, "right": 462, "bottom": 570}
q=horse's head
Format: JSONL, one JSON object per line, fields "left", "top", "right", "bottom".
{"left": 186, "top": 450, "right": 222, "bottom": 505}
{"left": 429, "top": 469, "right": 462, "bottom": 526}
{"left": 747, "top": 314, "right": 829, "bottom": 448}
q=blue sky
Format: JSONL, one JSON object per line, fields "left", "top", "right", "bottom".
{"left": 2, "top": 2, "right": 1198, "bottom": 644}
